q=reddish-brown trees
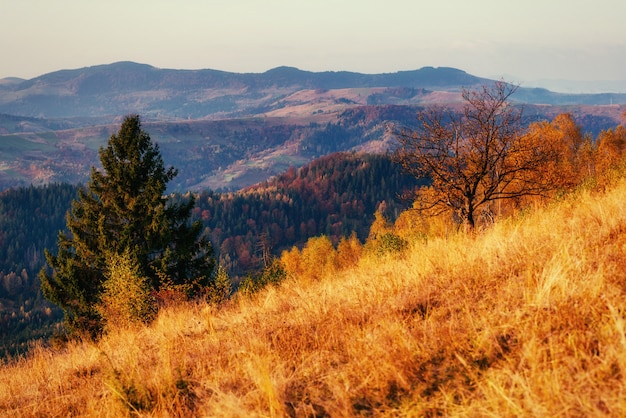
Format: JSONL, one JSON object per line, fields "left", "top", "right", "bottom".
{"left": 394, "top": 82, "right": 560, "bottom": 231}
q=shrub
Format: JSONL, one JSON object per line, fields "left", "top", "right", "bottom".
{"left": 98, "top": 251, "right": 156, "bottom": 330}
{"left": 239, "top": 259, "right": 287, "bottom": 296}
{"left": 373, "top": 233, "right": 409, "bottom": 256}
{"left": 206, "top": 265, "right": 232, "bottom": 305}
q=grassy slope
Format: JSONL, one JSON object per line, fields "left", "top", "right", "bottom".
{"left": 1, "top": 179, "right": 626, "bottom": 417}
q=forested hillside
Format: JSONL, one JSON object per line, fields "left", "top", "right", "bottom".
{"left": 0, "top": 185, "right": 74, "bottom": 356}
{"left": 196, "top": 152, "right": 420, "bottom": 275}
{"left": 1, "top": 106, "right": 622, "bottom": 356}
{"left": 0, "top": 152, "right": 415, "bottom": 356}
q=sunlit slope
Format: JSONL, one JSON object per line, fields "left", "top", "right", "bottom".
{"left": 1, "top": 179, "right": 626, "bottom": 416}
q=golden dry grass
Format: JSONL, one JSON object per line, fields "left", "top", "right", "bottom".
{"left": 2, "top": 179, "right": 626, "bottom": 416}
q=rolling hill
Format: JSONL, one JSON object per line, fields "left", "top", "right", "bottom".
{"left": 1, "top": 161, "right": 625, "bottom": 416}
{"left": 2, "top": 62, "right": 624, "bottom": 121}
{"left": 0, "top": 62, "right": 489, "bottom": 119}
{"left": 0, "top": 62, "right": 625, "bottom": 191}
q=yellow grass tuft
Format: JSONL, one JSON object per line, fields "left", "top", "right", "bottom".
{"left": 2, "top": 179, "right": 626, "bottom": 416}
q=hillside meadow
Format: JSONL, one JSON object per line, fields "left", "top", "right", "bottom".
{"left": 1, "top": 173, "right": 626, "bottom": 416}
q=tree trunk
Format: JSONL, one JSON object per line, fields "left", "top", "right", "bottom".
{"left": 464, "top": 202, "right": 476, "bottom": 233}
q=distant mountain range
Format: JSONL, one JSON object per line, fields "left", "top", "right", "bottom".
{"left": 0, "top": 62, "right": 488, "bottom": 120}
{"left": 0, "top": 62, "right": 625, "bottom": 191}
{"left": 1, "top": 61, "right": 625, "bottom": 120}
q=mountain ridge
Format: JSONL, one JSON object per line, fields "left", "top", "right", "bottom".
{"left": 2, "top": 61, "right": 625, "bottom": 122}
{"left": 0, "top": 61, "right": 625, "bottom": 192}
{"left": 0, "top": 62, "right": 491, "bottom": 119}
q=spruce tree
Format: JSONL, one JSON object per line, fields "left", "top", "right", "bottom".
{"left": 40, "top": 115, "right": 214, "bottom": 337}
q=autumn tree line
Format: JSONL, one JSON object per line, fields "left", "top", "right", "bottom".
{"left": 394, "top": 82, "right": 625, "bottom": 231}
{"left": 275, "top": 83, "right": 626, "bottom": 287}
{"left": 0, "top": 151, "right": 417, "bottom": 355}
{"left": 195, "top": 153, "right": 421, "bottom": 276}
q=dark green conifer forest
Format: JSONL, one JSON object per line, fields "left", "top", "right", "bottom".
{"left": 0, "top": 184, "right": 74, "bottom": 356}
{"left": 0, "top": 149, "right": 417, "bottom": 356}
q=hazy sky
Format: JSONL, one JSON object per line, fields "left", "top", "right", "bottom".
{"left": 2, "top": 0, "right": 625, "bottom": 86}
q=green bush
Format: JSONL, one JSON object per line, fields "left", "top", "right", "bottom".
{"left": 238, "top": 259, "right": 287, "bottom": 296}
{"left": 98, "top": 251, "right": 156, "bottom": 330}
{"left": 206, "top": 265, "right": 232, "bottom": 305}
{"left": 369, "top": 233, "right": 409, "bottom": 257}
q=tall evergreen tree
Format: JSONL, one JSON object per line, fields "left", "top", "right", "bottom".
{"left": 40, "top": 115, "right": 214, "bottom": 337}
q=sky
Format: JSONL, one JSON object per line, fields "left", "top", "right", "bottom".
{"left": 2, "top": 0, "right": 626, "bottom": 91}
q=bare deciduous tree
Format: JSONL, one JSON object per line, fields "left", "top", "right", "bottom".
{"left": 393, "top": 81, "right": 558, "bottom": 231}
